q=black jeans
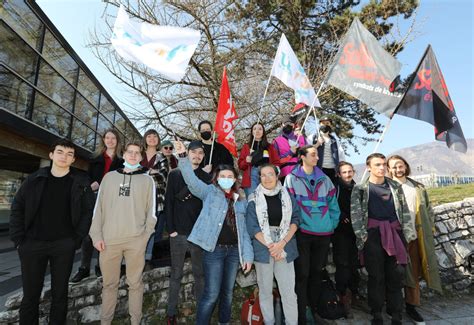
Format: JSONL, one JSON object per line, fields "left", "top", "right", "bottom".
{"left": 364, "top": 228, "right": 405, "bottom": 321}
{"left": 294, "top": 232, "right": 331, "bottom": 324}
{"left": 80, "top": 234, "right": 97, "bottom": 270}
{"left": 332, "top": 230, "right": 360, "bottom": 294}
{"left": 167, "top": 234, "right": 204, "bottom": 316}
{"left": 18, "top": 237, "right": 76, "bottom": 325}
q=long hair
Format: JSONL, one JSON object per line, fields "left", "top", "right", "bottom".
{"left": 246, "top": 122, "right": 269, "bottom": 149}
{"left": 142, "top": 129, "right": 161, "bottom": 150}
{"left": 211, "top": 164, "right": 240, "bottom": 194}
{"left": 94, "top": 129, "right": 122, "bottom": 158}
{"left": 387, "top": 155, "right": 411, "bottom": 177}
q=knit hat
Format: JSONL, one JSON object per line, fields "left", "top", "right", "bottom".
{"left": 160, "top": 140, "right": 173, "bottom": 148}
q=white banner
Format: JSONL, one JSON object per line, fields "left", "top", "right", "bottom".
{"left": 111, "top": 6, "right": 201, "bottom": 82}
{"left": 271, "top": 34, "right": 321, "bottom": 107}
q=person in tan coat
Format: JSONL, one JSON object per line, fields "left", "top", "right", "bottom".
{"left": 89, "top": 142, "right": 156, "bottom": 325}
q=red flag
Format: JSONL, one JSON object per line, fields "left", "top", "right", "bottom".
{"left": 215, "top": 67, "right": 238, "bottom": 156}
{"left": 395, "top": 45, "right": 467, "bottom": 153}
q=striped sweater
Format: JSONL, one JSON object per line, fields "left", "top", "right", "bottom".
{"left": 284, "top": 165, "right": 340, "bottom": 235}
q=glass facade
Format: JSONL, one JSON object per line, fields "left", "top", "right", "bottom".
{"left": 0, "top": 0, "right": 141, "bottom": 153}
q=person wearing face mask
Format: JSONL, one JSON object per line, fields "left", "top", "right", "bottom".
{"left": 197, "top": 120, "right": 234, "bottom": 174}
{"left": 238, "top": 122, "right": 279, "bottom": 197}
{"left": 89, "top": 142, "right": 157, "bottom": 325}
{"left": 272, "top": 114, "right": 307, "bottom": 181}
{"left": 174, "top": 140, "right": 253, "bottom": 325}
{"left": 313, "top": 116, "right": 345, "bottom": 185}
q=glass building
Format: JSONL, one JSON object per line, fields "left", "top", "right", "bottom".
{"left": 0, "top": 0, "right": 141, "bottom": 232}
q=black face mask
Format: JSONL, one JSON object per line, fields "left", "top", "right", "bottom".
{"left": 200, "top": 131, "right": 212, "bottom": 141}
{"left": 282, "top": 125, "right": 293, "bottom": 135}
{"left": 320, "top": 125, "right": 332, "bottom": 133}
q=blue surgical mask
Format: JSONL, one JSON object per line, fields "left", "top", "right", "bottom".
{"left": 217, "top": 178, "right": 235, "bottom": 190}
{"left": 123, "top": 161, "right": 141, "bottom": 170}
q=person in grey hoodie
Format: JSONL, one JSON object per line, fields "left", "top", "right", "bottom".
{"left": 89, "top": 142, "right": 156, "bottom": 325}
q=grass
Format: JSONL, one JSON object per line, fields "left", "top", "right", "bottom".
{"left": 427, "top": 182, "right": 474, "bottom": 207}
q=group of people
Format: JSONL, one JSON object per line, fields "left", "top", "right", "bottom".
{"left": 10, "top": 109, "right": 441, "bottom": 325}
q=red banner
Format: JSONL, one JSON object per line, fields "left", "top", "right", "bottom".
{"left": 215, "top": 67, "right": 238, "bottom": 156}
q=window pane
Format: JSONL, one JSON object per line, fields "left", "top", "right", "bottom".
{"left": 77, "top": 70, "right": 100, "bottom": 107}
{"left": 42, "top": 29, "right": 78, "bottom": 85}
{"left": 31, "top": 92, "right": 71, "bottom": 137}
{"left": 97, "top": 113, "right": 113, "bottom": 137}
{"left": 114, "top": 112, "right": 126, "bottom": 132}
{"left": 0, "top": 65, "right": 33, "bottom": 117}
{"left": 36, "top": 59, "right": 74, "bottom": 110}
{"left": 99, "top": 96, "right": 115, "bottom": 124}
{"left": 0, "top": 0, "right": 43, "bottom": 50}
{"left": 74, "top": 94, "right": 98, "bottom": 130}
{"left": 0, "top": 21, "right": 38, "bottom": 83}
{"left": 71, "top": 119, "right": 96, "bottom": 151}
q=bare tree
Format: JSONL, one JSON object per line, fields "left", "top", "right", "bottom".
{"left": 88, "top": 0, "right": 419, "bottom": 152}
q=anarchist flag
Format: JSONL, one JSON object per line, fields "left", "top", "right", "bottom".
{"left": 215, "top": 67, "right": 238, "bottom": 156}
{"left": 325, "top": 18, "right": 403, "bottom": 117}
{"left": 395, "top": 45, "right": 467, "bottom": 153}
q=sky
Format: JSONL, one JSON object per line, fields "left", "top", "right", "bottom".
{"left": 37, "top": 0, "right": 473, "bottom": 164}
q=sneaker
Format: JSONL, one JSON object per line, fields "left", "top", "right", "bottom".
{"left": 70, "top": 267, "right": 90, "bottom": 284}
{"left": 167, "top": 315, "right": 177, "bottom": 325}
{"left": 95, "top": 265, "right": 102, "bottom": 278}
{"left": 406, "top": 304, "right": 425, "bottom": 324}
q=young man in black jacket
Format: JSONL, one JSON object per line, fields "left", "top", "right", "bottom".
{"left": 10, "top": 139, "right": 95, "bottom": 325}
{"left": 164, "top": 141, "right": 212, "bottom": 324}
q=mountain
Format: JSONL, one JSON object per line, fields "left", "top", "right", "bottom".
{"left": 353, "top": 139, "right": 473, "bottom": 182}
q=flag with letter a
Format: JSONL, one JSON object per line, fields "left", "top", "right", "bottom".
{"left": 395, "top": 45, "right": 467, "bottom": 153}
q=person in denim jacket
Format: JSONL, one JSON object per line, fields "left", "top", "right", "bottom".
{"left": 246, "top": 163, "right": 300, "bottom": 324}
{"left": 174, "top": 140, "right": 253, "bottom": 325}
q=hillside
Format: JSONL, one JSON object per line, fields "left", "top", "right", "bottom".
{"left": 353, "top": 139, "right": 473, "bottom": 181}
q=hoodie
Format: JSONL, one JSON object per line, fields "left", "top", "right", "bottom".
{"left": 284, "top": 165, "right": 340, "bottom": 235}
{"left": 89, "top": 167, "right": 156, "bottom": 245}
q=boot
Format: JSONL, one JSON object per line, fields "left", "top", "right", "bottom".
{"left": 340, "top": 289, "right": 354, "bottom": 319}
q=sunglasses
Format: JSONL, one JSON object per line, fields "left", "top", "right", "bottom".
{"left": 162, "top": 146, "right": 173, "bottom": 150}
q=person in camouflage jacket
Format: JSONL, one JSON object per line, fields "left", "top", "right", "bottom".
{"left": 350, "top": 153, "right": 415, "bottom": 325}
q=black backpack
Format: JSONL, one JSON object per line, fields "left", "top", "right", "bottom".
{"left": 316, "top": 273, "right": 346, "bottom": 320}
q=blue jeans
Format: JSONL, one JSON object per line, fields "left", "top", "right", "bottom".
{"left": 244, "top": 167, "right": 260, "bottom": 198}
{"left": 196, "top": 245, "right": 240, "bottom": 324}
{"left": 145, "top": 211, "right": 165, "bottom": 260}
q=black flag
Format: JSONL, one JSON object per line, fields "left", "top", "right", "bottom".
{"left": 395, "top": 45, "right": 467, "bottom": 153}
{"left": 325, "top": 18, "right": 403, "bottom": 117}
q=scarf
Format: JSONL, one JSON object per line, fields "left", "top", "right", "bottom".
{"left": 253, "top": 182, "right": 293, "bottom": 244}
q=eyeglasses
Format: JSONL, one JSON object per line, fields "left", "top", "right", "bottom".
{"left": 260, "top": 173, "right": 276, "bottom": 179}
{"left": 126, "top": 150, "right": 141, "bottom": 156}
{"left": 162, "top": 146, "right": 173, "bottom": 150}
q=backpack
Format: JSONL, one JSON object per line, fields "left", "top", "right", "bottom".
{"left": 241, "top": 288, "right": 264, "bottom": 324}
{"left": 316, "top": 273, "right": 346, "bottom": 320}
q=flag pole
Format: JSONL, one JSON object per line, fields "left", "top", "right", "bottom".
{"left": 208, "top": 131, "right": 216, "bottom": 166}
{"left": 250, "top": 62, "right": 275, "bottom": 151}
{"left": 295, "top": 81, "right": 325, "bottom": 144}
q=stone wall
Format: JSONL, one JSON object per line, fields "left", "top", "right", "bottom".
{"left": 0, "top": 265, "right": 198, "bottom": 324}
{"left": 1, "top": 198, "right": 473, "bottom": 324}
{"left": 432, "top": 198, "right": 474, "bottom": 292}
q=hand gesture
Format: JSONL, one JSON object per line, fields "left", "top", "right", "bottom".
{"left": 173, "top": 140, "right": 186, "bottom": 155}
{"left": 202, "top": 164, "right": 212, "bottom": 173}
{"left": 91, "top": 181, "right": 99, "bottom": 191}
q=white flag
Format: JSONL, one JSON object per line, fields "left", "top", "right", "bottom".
{"left": 271, "top": 34, "right": 321, "bottom": 107}
{"left": 111, "top": 6, "right": 201, "bottom": 82}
